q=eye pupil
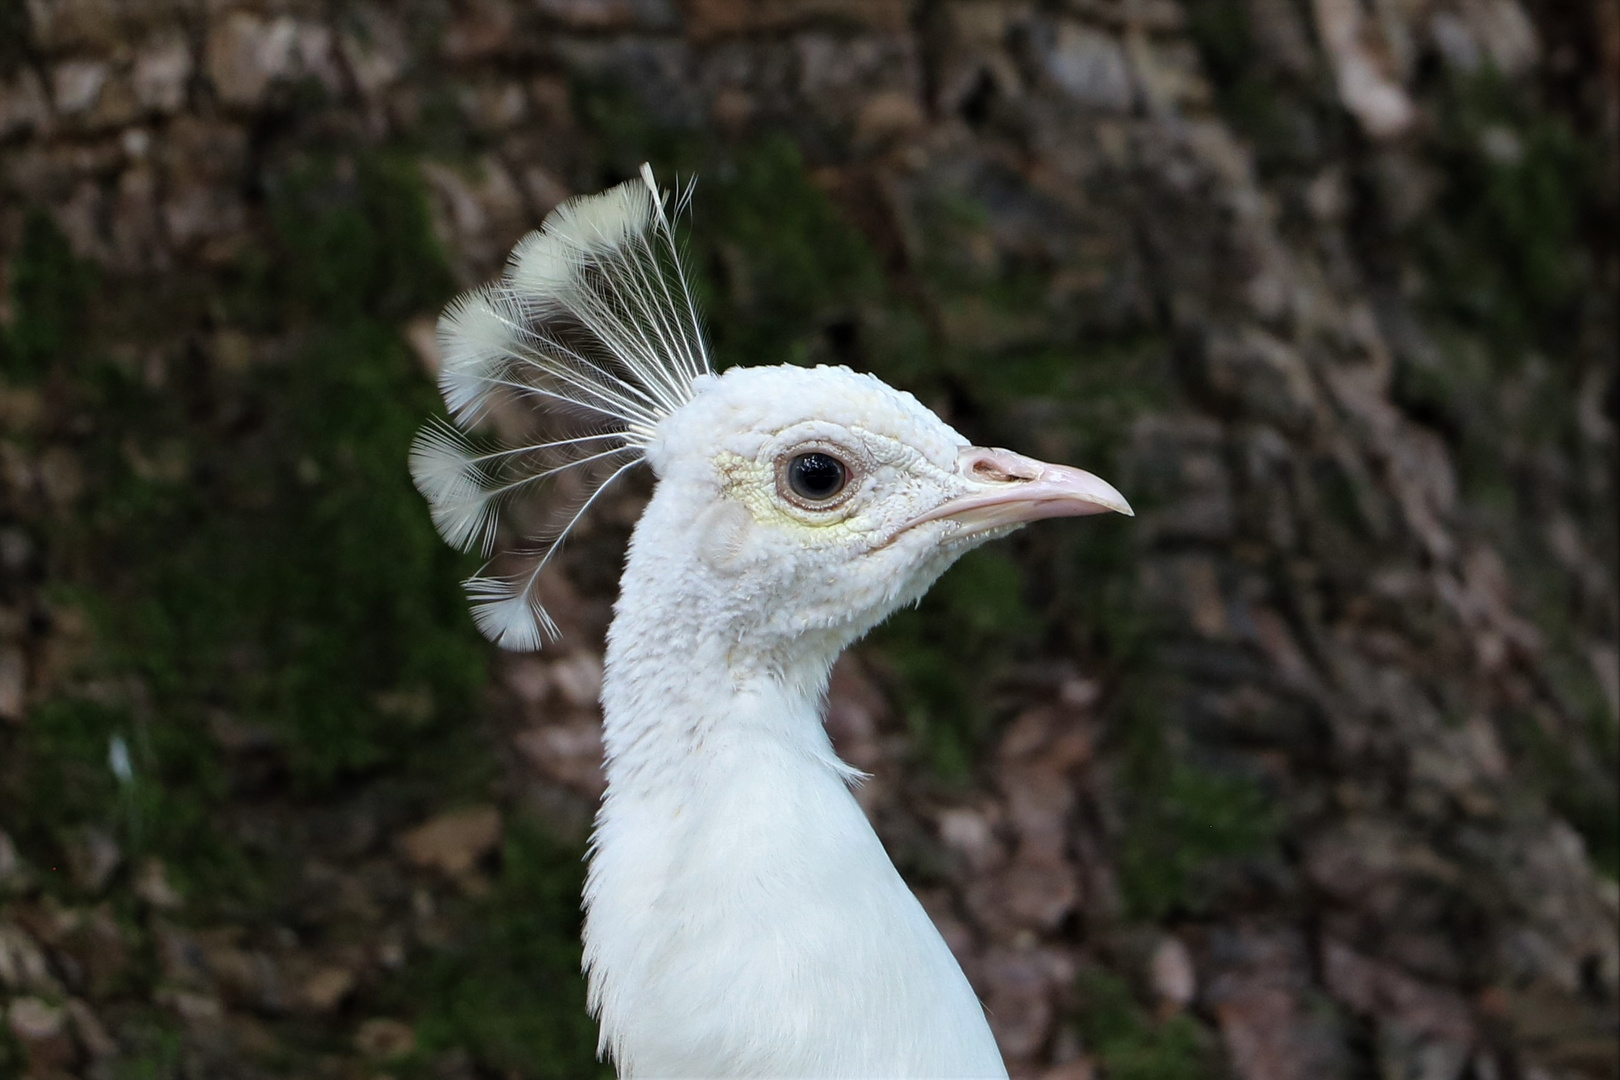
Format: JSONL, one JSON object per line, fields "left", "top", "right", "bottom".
{"left": 788, "top": 452, "right": 848, "bottom": 501}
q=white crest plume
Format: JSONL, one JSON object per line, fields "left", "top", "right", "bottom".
{"left": 409, "top": 164, "right": 710, "bottom": 650}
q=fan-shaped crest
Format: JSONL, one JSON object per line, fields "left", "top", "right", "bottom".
{"left": 409, "top": 164, "right": 710, "bottom": 650}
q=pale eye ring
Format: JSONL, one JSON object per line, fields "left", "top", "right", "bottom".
{"left": 778, "top": 450, "right": 852, "bottom": 508}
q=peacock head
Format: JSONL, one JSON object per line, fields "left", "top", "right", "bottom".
{"left": 409, "top": 164, "right": 1130, "bottom": 654}
{"left": 636, "top": 362, "right": 1130, "bottom": 654}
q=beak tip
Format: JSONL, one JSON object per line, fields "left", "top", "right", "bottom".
{"left": 921, "top": 451, "right": 1135, "bottom": 531}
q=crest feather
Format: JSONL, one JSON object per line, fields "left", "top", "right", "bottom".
{"left": 410, "top": 165, "right": 710, "bottom": 650}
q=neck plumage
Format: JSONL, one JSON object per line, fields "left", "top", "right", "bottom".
{"left": 580, "top": 504, "right": 1006, "bottom": 1079}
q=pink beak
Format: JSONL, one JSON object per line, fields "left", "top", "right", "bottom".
{"left": 907, "top": 447, "right": 1133, "bottom": 533}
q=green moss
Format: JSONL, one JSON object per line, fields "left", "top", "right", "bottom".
{"left": 1419, "top": 71, "right": 1601, "bottom": 360}
{"left": 1551, "top": 766, "right": 1619, "bottom": 882}
{"left": 0, "top": 1020, "right": 23, "bottom": 1078}
{"left": 872, "top": 335, "right": 1166, "bottom": 784}
{"left": 871, "top": 237, "right": 1168, "bottom": 775}
{"left": 569, "top": 100, "right": 893, "bottom": 378}
{"left": 1184, "top": 0, "right": 1342, "bottom": 175}
{"left": 1118, "top": 756, "right": 1282, "bottom": 921}
{"left": 398, "top": 822, "right": 608, "bottom": 1079}
{"left": 575, "top": 80, "right": 706, "bottom": 183}
{"left": 266, "top": 153, "right": 455, "bottom": 321}
{"left": 0, "top": 0, "right": 30, "bottom": 76}
{"left": 109, "top": 1016, "right": 186, "bottom": 1080}
{"left": 1074, "top": 969, "right": 1210, "bottom": 1080}
{"left": 701, "top": 136, "right": 885, "bottom": 372}
{"left": 1401, "top": 69, "right": 1618, "bottom": 874}
{"left": 1183, "top": 0, "right": 1252, "bottom": 86}
{"left": 0, "top": 207, "right": 97, "bottom": 384}
{"left": 12, "top": 696, "right": 246, "bottom": 901}
{"left": 0, "top": 156, "right": 573, "bottom": 1069}
{"left": 874, "top": 546, "right": 1040, "bottom": 782}
{"left": 80, "top": 155, "right": 481, "bottom": 790}
{"left": 904, "top": 189, "right": 995, "bottom": 294}
{"left": 1516, "top": 703, "right": 1620, "bottom": 881}
{"left": 2, "top": 156, "right": 488, "bottom": 905}
{"left": 1112, "top": 676, "right": 1284, "bottom": 921}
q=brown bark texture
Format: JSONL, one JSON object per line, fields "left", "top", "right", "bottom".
{"left": 0, "top": 0, "right": 1616, "bottom": 1079}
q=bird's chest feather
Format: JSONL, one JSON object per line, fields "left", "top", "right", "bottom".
{"left": 583, "top": 722, "right": 1005, "bottom": 1078}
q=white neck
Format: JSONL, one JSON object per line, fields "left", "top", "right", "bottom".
{"left": 581, "top": 501, "right": 1007, "bottom": 1079}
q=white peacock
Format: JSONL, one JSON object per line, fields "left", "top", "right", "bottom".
{"left": 410, "top": 165, "right": 1131, "bottom": 1079}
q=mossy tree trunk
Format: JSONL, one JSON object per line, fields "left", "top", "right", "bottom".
{"left": 0, "top": 0, "right": 1614, "bottom": 1078}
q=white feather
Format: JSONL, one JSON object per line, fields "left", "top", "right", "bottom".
{"left": 410, "top": 164, "right": 709, "bottom": 650}
{"left": 465, "top": 573, "right": 558, "bottom": 652}
{"left": 408, "top": 421, "right": 502, "bottom": 554}
{"left": 542, "top": 174, "right": 657, "bottom": 253}
{"left": 507, "top": 230, "right": 577, "bottom": 298}
{"left": 436, "top": 287, "right": 526, "bottom": 423}
{"left": 443, "top": 449, "right": 639, "bottom": 648}
{"left": 407, "top": 420, "right": 488, "bottom": 507}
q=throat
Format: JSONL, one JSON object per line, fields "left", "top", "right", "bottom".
{"left": 599, "top": 633, "right": 855, "bottom": 793}
{"left": 585, "top": 645, "right": 876, "bottom": 1056}
{"left": 591, "top": 616, "right": 864, "bottom": 896}
{"left": 578, "top": 519, "right": 1006, "bottom": 1078}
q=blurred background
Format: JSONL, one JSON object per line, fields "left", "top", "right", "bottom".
{"left": 0, "top": 0, "right": 1616, "bottom": 1078}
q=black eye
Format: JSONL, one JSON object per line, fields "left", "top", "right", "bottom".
{"left": 786, "top": 452, "right": 848, "bottom": 502}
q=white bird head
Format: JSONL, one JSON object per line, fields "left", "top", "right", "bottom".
{"left": 639, "top": 363, "right": 1130, "bottom": 663}
{"left": 409, "top": 165, "right": 1130, "bottom": 655}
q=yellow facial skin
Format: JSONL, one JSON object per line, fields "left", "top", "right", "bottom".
{"left": 708, "top": 418, "right": 964, "bottom": 573}
{"left": 715, "top": 449, "right": 866, "bottom": 537}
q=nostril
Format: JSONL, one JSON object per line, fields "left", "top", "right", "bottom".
{"left": 961, "top": 448, "right": 1041, "bottom": 483}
